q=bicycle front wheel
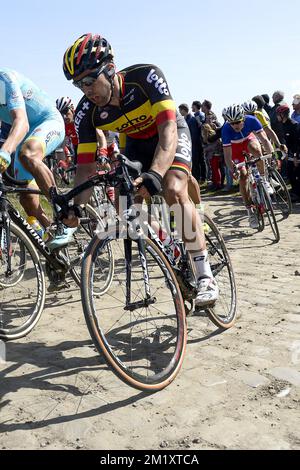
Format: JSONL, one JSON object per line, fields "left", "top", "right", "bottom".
{"left": 0, "top": 222, "right": 46, "bottom": 340}
{"left": 259, "top": 183, "right": 280, "bottom": 243}
{"left": 81, "top": 230, "right": 187, "bottom": 391}
{"left": 203, "top": 214, "right": 237, "bottom": 329}
{"left": 268, "top": 167, "right": 292, "bottom": 216}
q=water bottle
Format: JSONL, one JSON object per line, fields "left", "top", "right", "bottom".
{"left": 26, "top": 216, "right": 44, "bottom": 238}
{"left": 253, "top": 167, "right": 261, "bottom": 181}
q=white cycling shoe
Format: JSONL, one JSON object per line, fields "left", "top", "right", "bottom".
{"left": 248, "top": 212, "right": 259, "bottom": 229}
{"left": 263, "top": 180, "right": 274, "bottom": 196}
{"left": 46, "top": 225, "right": 77, "bottom": 251}
{"left": 195, "top": 277, "right": 219, "bottom": 308}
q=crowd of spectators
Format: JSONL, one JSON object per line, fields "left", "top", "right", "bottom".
{"left": 179, "top": 91, "right": 300, "bottom": 201}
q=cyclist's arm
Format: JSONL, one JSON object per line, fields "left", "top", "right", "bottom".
{"left": 263, "top": 125, "right": 281, "bottom": 148}
{"left": 223, "top": 146, "right": 233, "bottom": 172}
{"left": 1, "top": 108, "right": 29, "bottom": 154}
{"left": 96, "top": 128, "right": 107, "bottom": 149}
{"left": 255, "top": 129, "right": 273, "bottom": 154}
{"left": 150, "top": 120, "right": 177, "bottom": 177}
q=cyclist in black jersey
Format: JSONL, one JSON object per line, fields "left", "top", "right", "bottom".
{"left": 62, "top": 33, "right": 219, "bottom": 307}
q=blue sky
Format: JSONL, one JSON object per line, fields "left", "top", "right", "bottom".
{"left": 3, "top": 0, "right": 300, "bottom": 118}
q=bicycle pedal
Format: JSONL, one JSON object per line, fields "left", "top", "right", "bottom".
{"left": 47, "top": 281, "right": 70, "bottom": 293}
{"left": 192, "top": 307, "right": 209, "bottom": 317}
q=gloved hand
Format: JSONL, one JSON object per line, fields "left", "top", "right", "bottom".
{"left": 134, "top": 170, "right": 163, "bottom": 197}
{"left": 0, "top": 149, "right": 11, "bottom": 173}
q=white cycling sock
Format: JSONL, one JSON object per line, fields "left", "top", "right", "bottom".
{"left": 192, "top": 249, "right": 213, "bottom": 280}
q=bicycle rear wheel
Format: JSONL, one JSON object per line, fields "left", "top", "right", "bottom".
{"left": 268, "top": 167, "right": 292, "bottom": 216}
{"left": 81, "top": 229, "right": 187, "bottom": 391}
{"left": 0, "top": 222, "right": 46, "bottom": 340}
{"left": 64, "top": 204, "right": 114, "bottom": 294}
{"left": 203, "top": 214, "right": 237, "bottom": 329}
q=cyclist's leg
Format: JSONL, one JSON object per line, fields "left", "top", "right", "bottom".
{"left": 163, "top": 128, "right": 218, "bottom": 306}
{"left": 15, "top": 116, "right": 65, "bottom": 227}
{"left": 14, "top": 143, "right": 51, "bottom": 228}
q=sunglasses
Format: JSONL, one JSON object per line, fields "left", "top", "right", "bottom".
{"left": 230, "top": 120, "right": 243, "bottom": 126}
{"left": 73, "top": 66, "right": 105, "bottom": 90}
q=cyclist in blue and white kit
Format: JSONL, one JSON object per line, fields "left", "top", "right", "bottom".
{"left": 0, "top": 68, "right": 75, "bottom": 247}
{"left": 222, "top": 104, "right": 274, "bottom": 229}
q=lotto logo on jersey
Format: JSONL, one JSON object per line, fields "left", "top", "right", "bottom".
{"left": 146, "top": 69, "right": 170, "bottom": 96}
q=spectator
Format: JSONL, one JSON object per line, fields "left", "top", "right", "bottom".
{"left": 201, "top": 122, "right": 224, "bottom": 190}
{"left": 178, "top": 103, "right": 205, "bottom": 182}
{"left": 201, "top": 99, "right": 219, "bottom": 126}
{"left": 191, "top": 101, "right": 205, "bottom": 127}
{"left": 276, "top": 104, "right": 300, "bottom": 201}
{"left": 252, "top": 95, "right": 270, "bottom": 123}
{"left": 291, "top": 94, "right": 300, "bottom": 123}
{"left": 261, "top": 93, "right": 272, "bottom": 116}
{"left": 270, "top": 90, "right": 286, "bottom": 143}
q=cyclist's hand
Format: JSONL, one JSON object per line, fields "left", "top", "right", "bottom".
{"left": 133, "top": 170, "right": 163, "bottom": 198}
{"left": 279, "top": 143, "right": 288, "bottom": 154}
{"left": 97, "top": 155, "right": 111, "bottom": 171}
{"left": 133, "top": 176, "right": 151, "bottom": 199}
{"left": 0, "top": 149, "right": 11, "bottom": 173}
{"left": 62, "top": 210, "right": 80, "bottom": 228}
{"left": 232, "top": 165, "right": 240, "bottom": 180}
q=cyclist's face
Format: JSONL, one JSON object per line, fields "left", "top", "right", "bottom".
{"left": 81, "top": 71, "right": 112, "bottom": 107}
{"left": 63, "top": 108, "right": 74, "bottom": 124}
{"left": 230, "top": 120, "right": 244, "bottom": 132}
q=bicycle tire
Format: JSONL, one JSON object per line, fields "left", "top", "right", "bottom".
{"left": 0, "top": 222, "right": 46, "bottom": 340}
{"left": 250, "top": 183, "right": 265, "bottom": 232}
{"left": 268, "top": 167, "right": 292, "bottom": 216}
{"left": 203, "top": 214, "right": 237, "bottom": 329}
{"left": 81, "top": 229, "right": 187, "bottom": 391}
{"left": 259, "top": 183, "right": 280, "bottom": 243}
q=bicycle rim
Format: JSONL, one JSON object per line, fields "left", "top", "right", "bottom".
{"left": 203, "top": 214, "right": 237, "bottom": 329}
{"left": 0, "top": 222, "right": 46, "bottom": 340}
{"left": 269, "top": 168, "right": 292, "bottom": 216}
{"left": 260, "top": 184, "right": 280, "bottom": 243}
{"left": 81, "top": 231, "right": 187, "bottom": 391}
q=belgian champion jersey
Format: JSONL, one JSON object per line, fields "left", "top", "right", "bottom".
{"left": 74, "top": 64, "right": 179, "bottom": 162}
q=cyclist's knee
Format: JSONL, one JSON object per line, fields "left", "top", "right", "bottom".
{"left": 19, "top": 140, "right": 44, "bottom": 170}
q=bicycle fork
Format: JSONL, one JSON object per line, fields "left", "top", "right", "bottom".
{"left": 0, "top": 207, "right": 12, "bottom": 277}
{"left": 122, "top": 200, "right": 156, "bottom": 311}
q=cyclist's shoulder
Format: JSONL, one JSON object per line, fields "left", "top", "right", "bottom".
{"left": 119, "top": 63, "right": 168, "bottom": 84}
{"left": 254, "top": 110, "right": 269, "bottom": 127}
{"left": 245, "top": 114, "right": 262, "bottom": 129}
{"left": 0, "top": 67, "right": 20, "bottom": 85}
{"left": 74, "top": 96, "right": 95, "bottom": 131}
{"left": 75, "top": 95, "right": 95, "bottom": 117}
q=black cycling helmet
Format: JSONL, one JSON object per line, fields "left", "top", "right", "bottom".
{"left": 63, "top": 33, "right": 114, "bottom": 80}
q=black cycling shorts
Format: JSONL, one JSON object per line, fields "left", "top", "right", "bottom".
{"left": 125, "top": 126, "right": 192, "bottom": 176}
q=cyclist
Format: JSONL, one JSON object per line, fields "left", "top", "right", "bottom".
{"left": 242, "top": 100, "right": 287, "bottom": 152}
{"left": 56, "top": 96, "right": 78, "bottom": 157}
{"left": 222, "top": 104, "right": 274, "bottom": 229}
{"left": 0, "top": 68, "right": 75, "bottom": 248}
{"left": 62, "top": 33, "right": 219, "bottom": 307}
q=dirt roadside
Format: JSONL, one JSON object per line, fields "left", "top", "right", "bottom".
{"left": 0, "top": 194, "right": 300, "bottom": 450}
